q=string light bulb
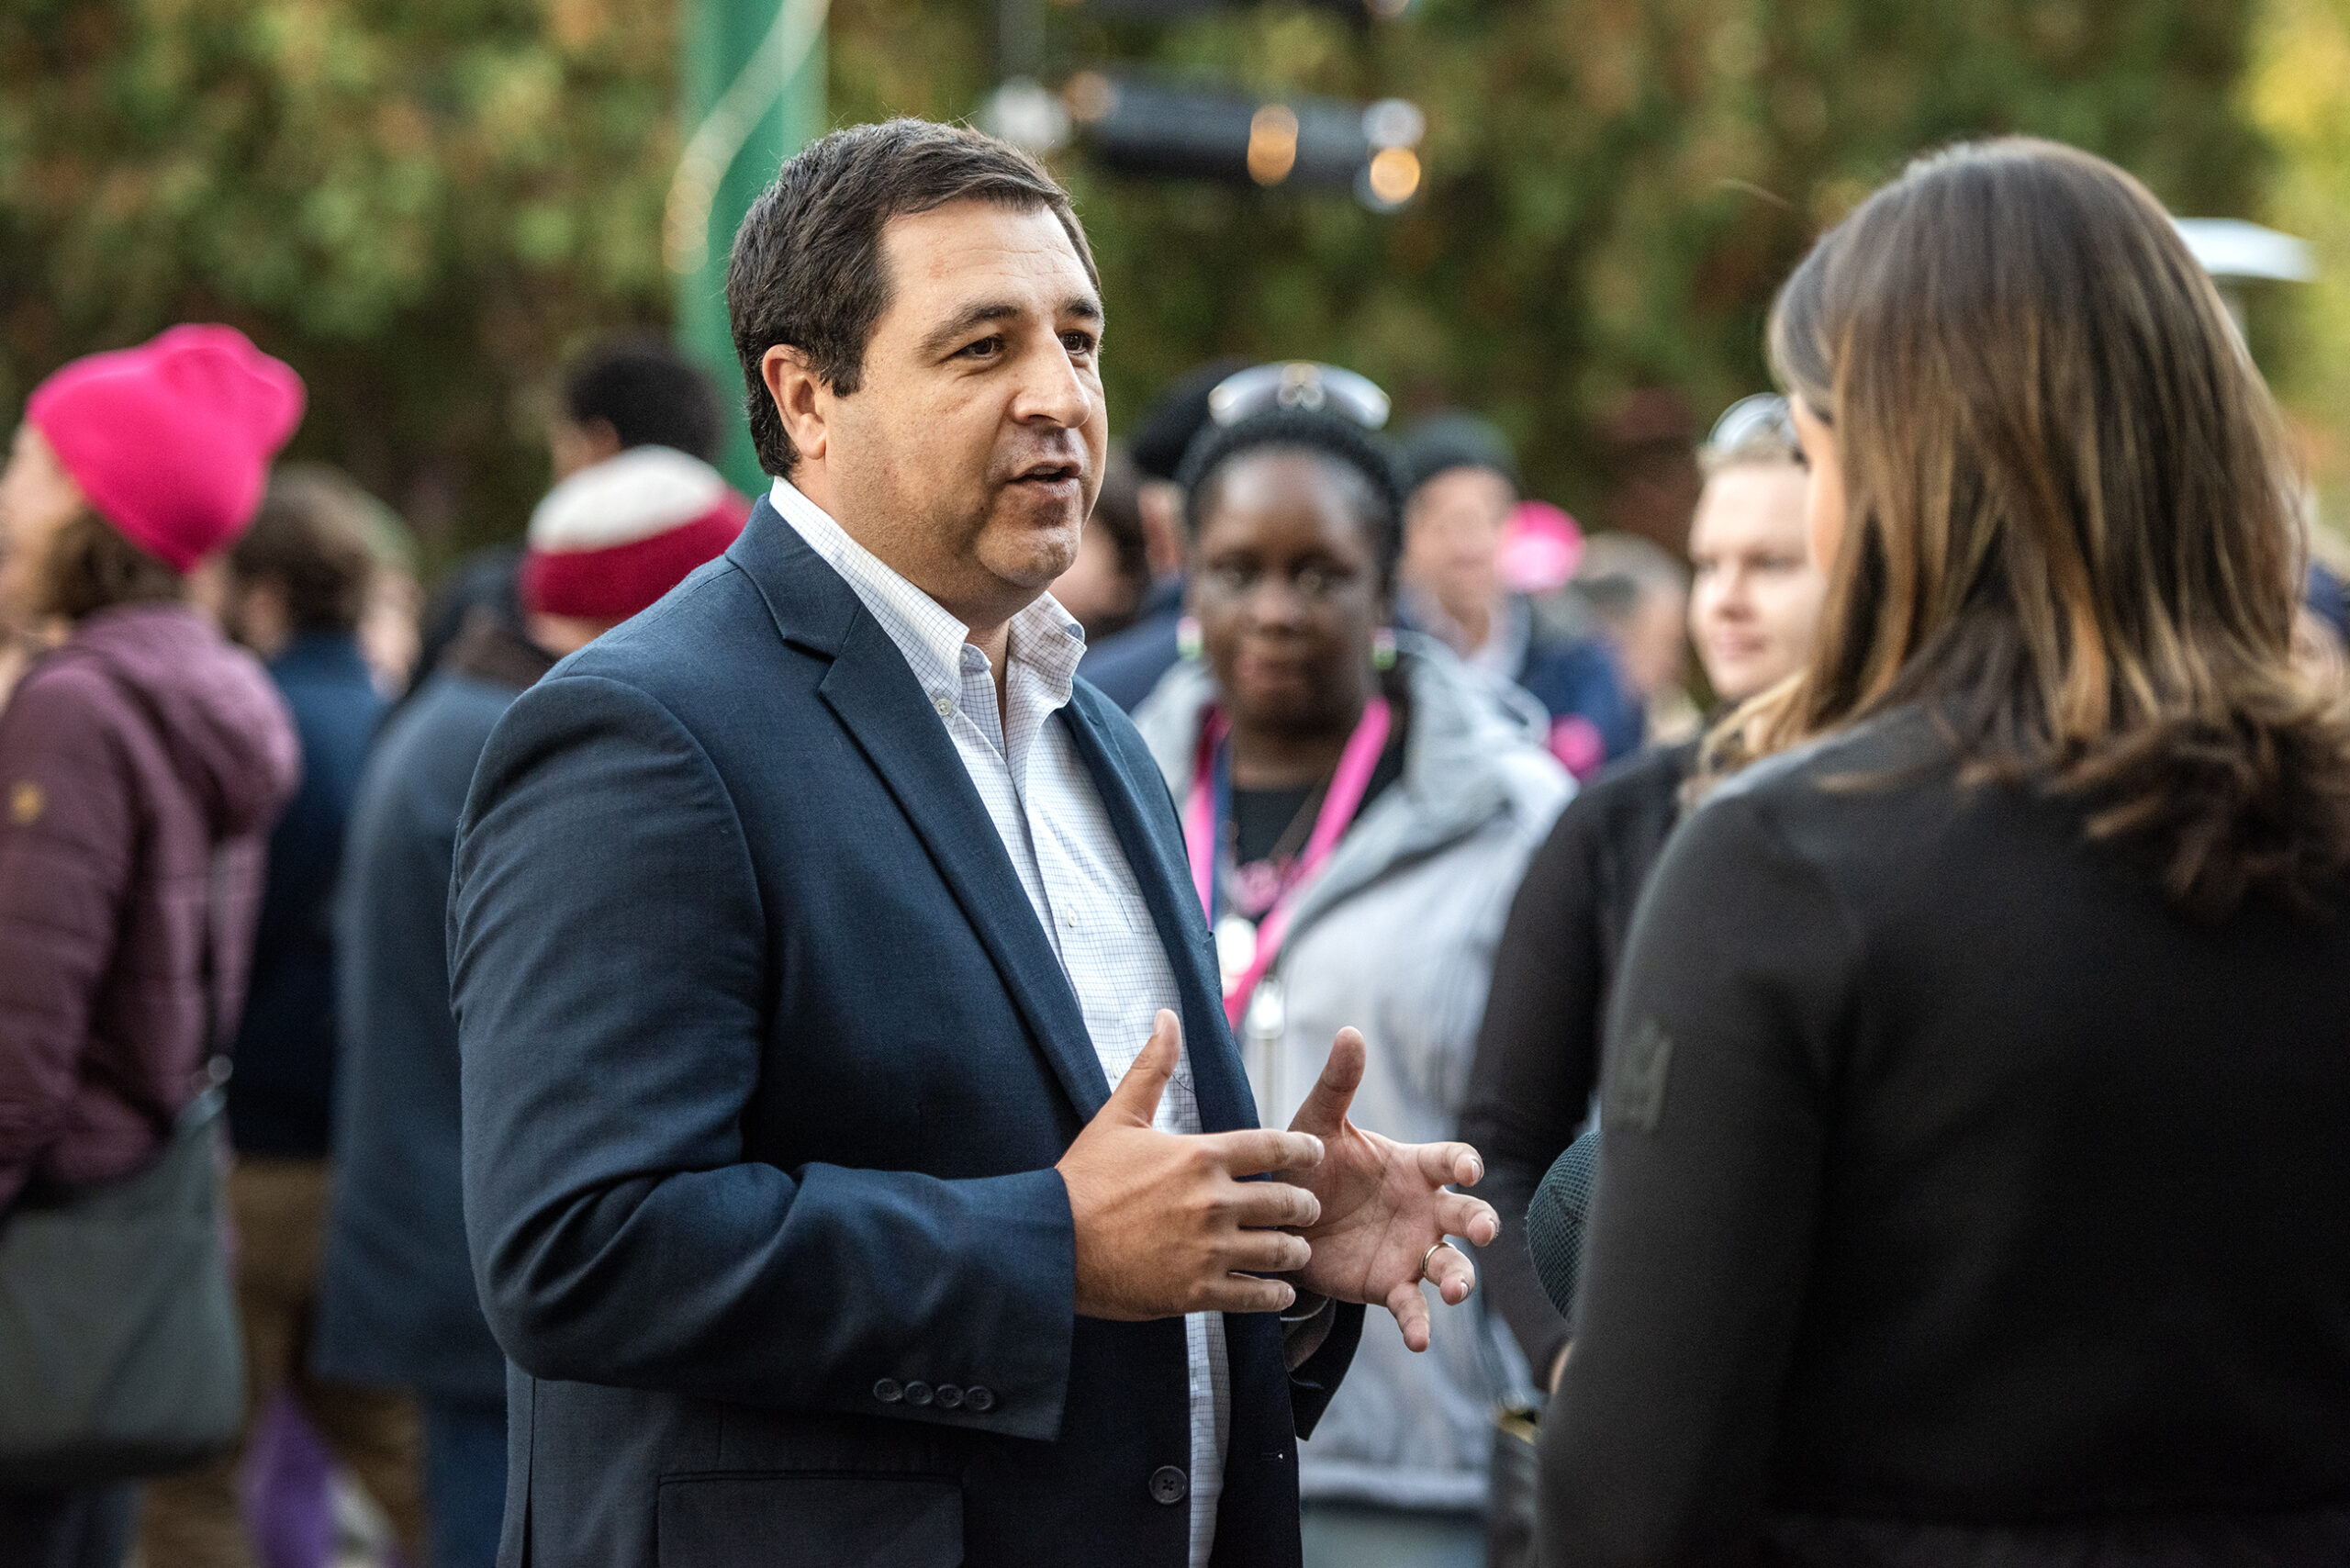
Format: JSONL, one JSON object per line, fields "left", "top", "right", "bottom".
{"left": 1365, "top": 146, "right": 1421, "bottom": 207}
{"left": 1247, "top": 105, "right": 1300, "bottom": 186}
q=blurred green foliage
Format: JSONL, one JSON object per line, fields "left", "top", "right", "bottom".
{"left": 2248, "top": 0, "right": 2350, "bottom": 530}
{"left": 0, "top": 0, "right": 2270, "bottom": 561}
{"left": 0, "top": 0, "right": 679, "bottom": 557}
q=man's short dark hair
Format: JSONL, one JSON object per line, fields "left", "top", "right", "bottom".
{"left": 230, "top": 465, "right": 382, "bottom": 634}
{"left": 563, "top": 337, "right": 725, "bottom": 463}
{"left": 726, "top": 118, "right": 1100, "bottom": 478}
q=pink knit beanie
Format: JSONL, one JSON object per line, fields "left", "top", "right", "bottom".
{"left": 26, "top": 325, "right": 307, "bottom": 572}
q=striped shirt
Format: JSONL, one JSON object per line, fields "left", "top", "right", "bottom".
{"left": 772, "top": 478, "right": 1229, "bottom": 1565}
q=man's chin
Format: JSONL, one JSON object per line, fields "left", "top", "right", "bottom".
{"left": 981, "top": 499, "right": 1085, "bottom": 589}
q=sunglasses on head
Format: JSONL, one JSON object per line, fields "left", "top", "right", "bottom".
{"left": 1707, "top": 393, "right": 1799, "bottom": 454}
{"left": 1207, "top": 363, "right": 1392, "bottom": 431}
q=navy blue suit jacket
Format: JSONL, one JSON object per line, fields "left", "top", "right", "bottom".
{"left": 450, "top": 498, "right": 1360, "bottom": 1568}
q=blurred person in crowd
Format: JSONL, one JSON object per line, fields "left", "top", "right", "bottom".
{"left": 1458, "top": 392, "right": 1820, "bottom": 1393}
{"left": 545, "top": 333, "right": 725, "bottom": 483}
{"left": 2294, "top": 560, "right": 2347, "bottom": 692}
{"left": 1570, "top": 532, "right": 1697, "bottom": 744}
{"left": 313, "top": 442, "right": 746, "bottom": 1568}
{"left": 1544, "top": 140, "right": 2350, "bottom": 1566}
{"left": 1051, "top": 442, "right": 1152, "bottom": 639}
{"left": 1135, "top": 398, "right": 1569, "bottom": 1568}
{"left": 344, "top": 480, "right": 425, "bottom": 700}
{"left": 0, "top": 327, "right": 303, "bottom": 1567}
{"left": 450, "top": 122, "right": 1493, "bottom": 1568}
{"left": 143, "top": 468, "right": 430, "bottom": 1568}
{"left": 1081, "top": 357, "right": 1243, "bottom": 710}
{"left": 1396, "top": 413, "right": 1640, "bottom": 778}
{"left": 409, "top": 335, "right": 731, "bottom": 696}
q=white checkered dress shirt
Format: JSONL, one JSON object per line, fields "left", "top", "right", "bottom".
{"left": 772, "top": 479, "right": 1230, "bottom": 1565}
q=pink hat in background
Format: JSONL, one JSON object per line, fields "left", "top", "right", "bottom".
{"left": 520, "top": 446, "right": 748, "bottom": 623}
{"left": 26, "top": 324, "right": 306, "bottom": 572}
{"left": 1499, "top": 500, "right": 1584, "bottom": 598}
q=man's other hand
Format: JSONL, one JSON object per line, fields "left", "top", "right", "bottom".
{"left": 1058, "top": 1011, "right": 1327, "bottom": 1320}
{"left": 1284, "top": 1027, "right": 1500, "bottom": 1353}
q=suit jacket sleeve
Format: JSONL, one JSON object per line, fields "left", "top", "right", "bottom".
{"left": 451, "top": 673, "right": 1079, "bottom": 1440}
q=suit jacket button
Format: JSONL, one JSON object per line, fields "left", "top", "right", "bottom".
{"left": 964, "top": 1386, "right": 994, "bottom": 1412}
{"left": 872, "top": 1379, "right": 902, "bottom": 1404}
{"left": 934, "top": 1383, "right": 964, "bottom": 1409}
{"left": 903, "top": 1381, "right": 934, "bottom": 1406}
{"left": 1149, "top": 1465, "right": 1188, "bottom": 1506}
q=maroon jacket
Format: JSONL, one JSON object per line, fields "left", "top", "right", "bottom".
{"left": 0, "top": 603, "right": 298, "bottom": 1209}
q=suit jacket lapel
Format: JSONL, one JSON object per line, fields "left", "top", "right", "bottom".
{"left": 730, "top": 500, "right": 1112, "bottom": 1121}
{"left": 1061, "top": 687, "right": 1260, "bottom": 1136}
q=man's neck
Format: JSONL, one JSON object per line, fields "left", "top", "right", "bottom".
{"left": 968, "top": 618, "right": 1012, "bottom": 717}
{"left": 787, "top": 471, "right": 1021, "bottom": 715}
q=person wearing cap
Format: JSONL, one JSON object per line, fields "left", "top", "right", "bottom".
{"left": 311, "top": 440, "right": 745, "bottom": 1568}
{"left": 1080, "top": 358, "right": 1245, "bottom": 710}
{"left": 408, "top": 336, "right": 733, "bottom": 701}
{"left": 1395, "top": 414, "right": 1642, "bottom": 778}
{"left": 1131, "top": 401, "right": 1570, "bottom": 1566}
{"left": 0, "top": 325, "right": 304, "bottom": 1565}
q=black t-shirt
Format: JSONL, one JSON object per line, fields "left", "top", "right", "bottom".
{"left": 1540, "top": 706, "right": 2350, "bottom": 1560}
{"left": 1228, "top": 738, "right": 1406, "bottom": 868}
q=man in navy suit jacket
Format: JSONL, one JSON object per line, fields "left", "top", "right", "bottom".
{"left": 449, "top": 120, "right": 1498, "bottom": 1568}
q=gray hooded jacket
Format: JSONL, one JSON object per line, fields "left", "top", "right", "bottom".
{"left": 1135, "top": 637, "right": 1571, "bottom": 1510}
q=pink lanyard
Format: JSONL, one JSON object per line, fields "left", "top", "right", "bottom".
{"left": 1183, "top": 696, "right": 1393, "bottom": 1027}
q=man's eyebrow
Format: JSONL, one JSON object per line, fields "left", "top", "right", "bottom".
{"left": 920, "top": 302, "right": 1021, "bottom": 359}
{"left": 918, "top": 295, "right": 1106, "bottom": 359}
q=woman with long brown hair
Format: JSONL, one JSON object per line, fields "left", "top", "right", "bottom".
{"left": 1539, "top": 139, "right": 2350, "bottom": 1563}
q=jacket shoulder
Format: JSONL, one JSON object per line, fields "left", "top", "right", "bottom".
{"left": 0, "top": 656, "right": 139, "bottom": 756}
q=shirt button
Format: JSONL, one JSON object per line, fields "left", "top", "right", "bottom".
{"left": 1060, "top": 908, "right": 1080, "bottom": 929}
{"left": 1148, "top": 1465, "right": 1188, "bottom": 1506}
{"left": 932, "top": 695, "right": 954, "bottom": 717}
{"left": 964, "top": 1386, "right": 995, "bottom": 1412}
{"left": 934, "top": 1383, "right": 964, "bottom": 1409}
{"left": 903, "top": 1381, "right": 934, "bottom": 1406}
{"left": 872, "top": 1378, "right": 902, "bottom": 1404}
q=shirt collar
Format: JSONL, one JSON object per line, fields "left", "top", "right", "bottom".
{"left": 768, "top": 476, "right": 1087, "bottom": 710}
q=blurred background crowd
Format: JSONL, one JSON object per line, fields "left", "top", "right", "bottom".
{"left": 6, "top": 2, "right": 2350, "bottom": 1567}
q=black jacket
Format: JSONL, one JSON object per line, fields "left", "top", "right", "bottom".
{"left": 227, "top": 631, "right": 386, "bottom": 1155}
{"left": 315, "top": 617, "right": 553, "bottom": 1402}
{"left": 1540, "top": 707, "right": 2350, "bottom": 1566}
{"left": 1458, "top": 740, "right": 1692, "bottom": 1376}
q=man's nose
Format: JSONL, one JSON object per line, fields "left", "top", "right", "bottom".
{"left": 1012, "top": 340, "right": 1095, "bottom": 430}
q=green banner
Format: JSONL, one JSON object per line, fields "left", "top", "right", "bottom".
{"left": 669, "top": 0, "right": 828, "bottom": 493}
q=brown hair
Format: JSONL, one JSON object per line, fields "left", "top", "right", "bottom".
{"left": 229, "top": 465, "right": 379, "bottom": 634}
{"left": 1715, "top": 137, "right": 2350, "bottom": 919}
{"left": 38, "top": 509, "right": 183, "bottom": 621}
{"left": 727, "top": 118, "right": 1099, "bottom": 479}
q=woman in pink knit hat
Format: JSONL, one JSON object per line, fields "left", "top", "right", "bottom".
{"left": 0, "top": 326, "right": 303, "bottom": 1566}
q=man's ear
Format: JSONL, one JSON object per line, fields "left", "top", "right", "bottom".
{"left": 761, "top": 345, "right": 828, "bottom": 467}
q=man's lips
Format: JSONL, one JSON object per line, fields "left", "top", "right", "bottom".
{"left": 1005, "top": 459, "right": 1083, "bottom": 490}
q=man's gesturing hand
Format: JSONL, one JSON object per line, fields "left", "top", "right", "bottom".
{"left": 1284, "top": 1027, "right": 1500, "bottom": 1353}
{"left": 1058, "top": 1011, "right": 1327, "bottom": 1320}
